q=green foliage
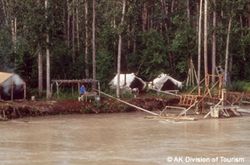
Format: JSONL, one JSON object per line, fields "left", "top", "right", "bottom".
{"left": 96, "top": 49, "right": 114, "bottom": 88}
{"left": 230, "top": 81, "right": 250, "bottom": 92}
{"left": 136, "top": 30, "right": 167, "bottom": 80}
{"left": 0, "top": 28, "right": 13, "bottom": 70}
{"left": 0, "top": 0, "right": 250, "bottom": 95}
{"left": 52, "top": 89, "right": 79, "bottom": 100}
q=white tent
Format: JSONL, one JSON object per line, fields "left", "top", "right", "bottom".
{"left": 148, "top": 73, "right": 182, "bottom": 91}
{"left": 109, "top": 73, "right": 146, "bottom": 91}
{"left": 0, "top": 72, "right": 26, "bottom": 100}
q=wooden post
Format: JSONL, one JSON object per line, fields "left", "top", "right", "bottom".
{"left": 23, "top": 83, "right": 27, "bottom": 100}
{"left": 0, "top": 86, "right": 2, "bottom": 100}
{"left": 98, "top": 81, "right": 101, "bottom": 96}
{"left": 78, "top": 82, "right": 80, "bottom": 95}
{"left": 50, "top": 83, "right": 53, "bottom": 98}
{"left": 56, "top": 82, "right": 59, "bottom": 97}
{"left": 11, "top": 81, "right": 14, "bottom": 101}
{"left": 220, "top": 75, "right": 223, "bottom": 94}
{"left": 222, "top": 88, "right": 226, "bottom": 106}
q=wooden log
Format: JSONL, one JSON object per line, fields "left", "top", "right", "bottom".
{"left": 145, "top": 115, "right": 196, "bottom": 121}
{"left": 148, "top": 87, "right": 180, "bottom": 97}
{"left": 11, "top": 80, "right": 14, "bottom": 101}
{"left": 23, "top": 83, "right": 27, "bottom": 100}
{"left": 99, "top": 90, "right": 159, "bottom": 116}
{"left": 238, "top": 108, "right": 250, "bottom": 114}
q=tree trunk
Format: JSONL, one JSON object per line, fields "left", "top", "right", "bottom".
{"left": 72, "top": 0, "right": 76, "bottom": 63}
{"left": 37, "top": 0, "right": 43, "bottom": 96}
{"left": 142, "top": 2, "right": 147, "bottom": 32}
{"left": 85, "top": 0, "right": 89, "bottom": 78}
{"left": 11, "top": 17, "right": 17, "bottom": 53}
{"left": 198, "top": 0, "right": 203, "bottom": 90}
{"left": 76, "top": 0, "right": 80, "bottom": 54}
{"left": 204, "top": 0, "right": 208, "bottom": 79}
{"left": 92, "top": 0, "right": 96, "bottom": 81}
{"left": 38, "top": 47, "right": 43, "bottom": 96}
{"left": 171, "top": 0, "right": 175, "bottom": 13}
{"left": 1, "top": 0, "right": 8, "bottom": 25}
{"left": 186, "top": 0, "right": 190, "bottom": 24}
{"left": 248, "top": 4, "right": 250, "bottom": 27}
{"left": 212, "top": 0, "right": 216, "bottom": 82}
{"left": 63, "top": 0, "right": 67, "bottom": 44}
{"left": 116, "top": 0, "right": 126, "bottom": 98}
{"left": 240, "top": 15, "right": 246, "bottom": 61}
{"left": 45, "top": 0, "right": 51, "bottom": 99}
{"left": 224, "top": 16, "right": 232, "bottom": 86}
{"left": 67, "top": 0, "right": 70, "bottom": 48}
{"left": 132, "top": 25, "right": 136, "bottom": 54}
{"left": 160, "top": 0, "right": 168, "bottom": 30}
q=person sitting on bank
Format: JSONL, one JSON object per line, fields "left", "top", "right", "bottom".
{"left": 80, "top": 84, "right": 86, "bottom": 95}
{"left": 78, "top": 84, "right": 87, "bottom": 101}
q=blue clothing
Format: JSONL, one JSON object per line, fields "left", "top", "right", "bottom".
{"left": 80, "top": 85, "right": 86, "bottom": 95}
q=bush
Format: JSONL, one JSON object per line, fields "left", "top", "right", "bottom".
{"left": 230, "top": 81, "right": 250, "bottom": 92}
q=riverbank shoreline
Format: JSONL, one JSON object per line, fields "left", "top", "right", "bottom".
{"left": 1, "top": 96, "right": 249, "bottom": 121}
{"left": 0, "top": 96, "right": 178, "bottom": 121}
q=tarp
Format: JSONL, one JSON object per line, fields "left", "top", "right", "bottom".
{"left": 109, "top": 73, "right": 146, "bottom": 91}
{"left": 0, "top": 72, "right": 13, "bottom": 85}
{"left": 0, "top": 72, "right": 25, "bottom": 95}
{"left": 149, "top": 73, "right": 182, "bottom": 91}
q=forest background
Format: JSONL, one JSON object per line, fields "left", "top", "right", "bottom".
{"left": 0, "top": 0, "right": 250, "bottom": 97}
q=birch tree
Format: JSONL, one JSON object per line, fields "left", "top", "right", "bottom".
{"left": 84, "top": 0, "right": 89, "bottom": 78}
{"left": 92, "top": 0, "right": 96, "bottom": 82}
{"left": 72, "top": 0, "right": 76, "bottom": 63}
{"left": 197, "top": 0, "right": 203, "bottom": 91}
{"left": 204, "top": 0, "right": 208, "bottom": 79}
{"left": 212, "top": 0, "right": 216, "bottom": 83}
{"left": 224, "top": 16, "right": 232, "bottom": 86}
{"left": 45, "top": 0, "right": 51, "bottom": 99}
{"left": 116, "top": 0, "right": 126, "bottom": 98}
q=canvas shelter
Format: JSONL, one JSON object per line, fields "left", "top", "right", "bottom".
{"left": 0, "top": 72, "right": 26, "bottom": 100}
{"left": 149, "top": 73, "right": 182, "bottom": 91}
{"left": 109, "top": 73, "right": 146, "bottom": 91}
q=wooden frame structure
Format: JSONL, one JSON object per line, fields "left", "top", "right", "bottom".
{"left": 160, "top": 72, "right": 246, "bottom": 119}
{"left": 51, "top": 79, "right": 101, "bottom": 98}
{"left": 161, "top": 73, "right": 227, "bottom": 117}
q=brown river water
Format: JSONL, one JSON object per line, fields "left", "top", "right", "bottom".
{"left": 0, "top": 112, "right": 249, "bottom": 165}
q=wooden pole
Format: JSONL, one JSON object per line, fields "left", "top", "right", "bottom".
{"left": 56, "top": 82, "right": 59, "bottom": 97}
{"left": 23, "top": 83, "right": 26, "bottom": 100}
{"left": 0, "top": 86, "right": 2, "bottom": 100}
{"left": 99, "top": 90, "right": 159, "bottom": 116}
{"left": 198, "top": 0, "right": 203, "bottom": 91}
{"left": 78, "top": 82, "right": 80, "bottom": 95}
{"left": 224, "top": 17, "right": 232, "bottom": 86}
{"left": 148, "top": 87, "right": 181, "bottom": 97}
{"left": 11, "top": 80, "right": 14, "bottom": 101}
{"left": 204, "top": 0, "right": 208, "bottom": 79}
{"left": 98, "top": 81, "right": 100, "bottom": 96}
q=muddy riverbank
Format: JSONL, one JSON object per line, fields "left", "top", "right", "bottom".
{"left": 0, "top": 113, "right": 249, "bottom": 165}
{"left": 0, "top": 96, "right": 179, "bottom": 120}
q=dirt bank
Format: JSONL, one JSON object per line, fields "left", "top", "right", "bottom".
{"left": 0, "top": 96, "right": 179, "bottom": 120}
